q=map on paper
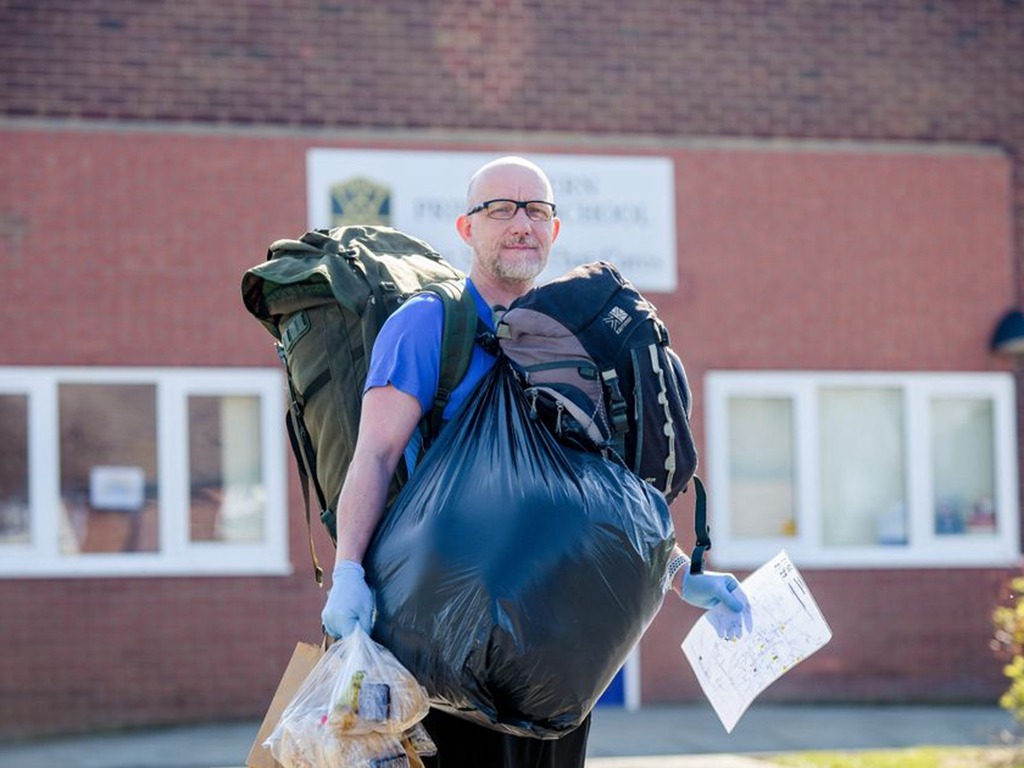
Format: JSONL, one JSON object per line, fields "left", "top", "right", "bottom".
{"left": 681, "top": 550, "right": 832, "bottom": 732}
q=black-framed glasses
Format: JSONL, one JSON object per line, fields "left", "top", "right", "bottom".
{"left": 466, "top": 198, "right": 557, "bottom": 222}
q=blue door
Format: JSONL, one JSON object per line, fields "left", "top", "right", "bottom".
{"left": 596, "top": 666, "right": 625, "bottom": 706}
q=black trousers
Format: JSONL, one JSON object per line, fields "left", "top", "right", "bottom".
{"left": 420, "top": 709, "right": 591, "bottom": 768}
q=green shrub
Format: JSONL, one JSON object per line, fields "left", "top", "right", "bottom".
{"left": 993, "top": 576, "right": 1024, "bottom": 723}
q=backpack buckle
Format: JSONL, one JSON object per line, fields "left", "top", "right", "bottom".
{"left": 602, "top": 370, "right": 629, "bottom": 436}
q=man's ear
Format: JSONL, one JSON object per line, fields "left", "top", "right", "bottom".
{"left": 551, "top": 217, "right": 561, "bottom": 243}
{"left": 456, "top": 213, "right": 473, "bottom": 244}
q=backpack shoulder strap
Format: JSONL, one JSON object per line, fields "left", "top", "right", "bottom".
{"left": 422, "top": 278, "right": 478, "bottom": 439}
{"left": 688, "top": 475, "right": 712, "bottom": 575}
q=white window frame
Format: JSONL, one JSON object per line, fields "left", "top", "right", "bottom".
{"left": 0, "top": 367, "right": 290, "bottom": 578}
{"left": 705, "top": 371, "right": 1019, "bottom": 569}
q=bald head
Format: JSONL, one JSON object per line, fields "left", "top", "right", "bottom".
{"left": 465, "top": 156, "right": 555, "bottom": 209}
{"left": 456, "top": 155, "right": 560, "bottom": 306}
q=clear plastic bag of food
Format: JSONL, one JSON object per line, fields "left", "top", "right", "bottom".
{"left": 324, "top": 626, "right": 430, "bottom": 734}
{"left": 271, "top": 711, "right": 435, "bottom": 768}
{"left": 265, "top": 627, "right": 432, "bottom": 767}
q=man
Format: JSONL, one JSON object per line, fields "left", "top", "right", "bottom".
{"left": 321, "top": 155, "right": 750, "bottom": 766}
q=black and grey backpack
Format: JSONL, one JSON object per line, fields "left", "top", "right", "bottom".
{"left": 495, "top": 261, "right": 711, "bottom": 571}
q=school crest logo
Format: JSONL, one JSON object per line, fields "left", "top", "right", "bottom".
{"left": 330, "top": 177, "right": 392, "bottom": 226}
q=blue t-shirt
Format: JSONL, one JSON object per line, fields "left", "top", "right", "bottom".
{"left": 363, "top": 279, "right": 497, "bottom": 469}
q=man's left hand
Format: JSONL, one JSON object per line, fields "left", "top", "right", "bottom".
{"left": 681, "top": 569, "right": 753, "bottom": 641}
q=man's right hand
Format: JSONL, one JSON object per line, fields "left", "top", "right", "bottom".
{"left": 321, "top": 560, "right": 374, "bottom": 639}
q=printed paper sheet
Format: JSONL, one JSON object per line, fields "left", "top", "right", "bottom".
{"left": 681, "top": 550, "right": 832, "bottom": 732}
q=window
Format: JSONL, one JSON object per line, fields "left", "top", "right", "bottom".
{"left": 705, "top": 372, "right": 1018, "bottom": 568}
{"left": 0, "top": 368, "right": 288, "bottom": 577}
{"left": 0, "top": 393, "right": 30, "bottom": 545}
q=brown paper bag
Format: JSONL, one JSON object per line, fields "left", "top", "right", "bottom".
{"left": 246, "top": 640, "right": 325, "bottom": 768}
{"left": 403, "top": 738, "right": 427, "bottom": 768}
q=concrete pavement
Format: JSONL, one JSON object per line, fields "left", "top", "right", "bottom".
{"left": 589, "top": 703, "right": 1016, "bottom": 756}
{"left": 0, "top": 704, "right": 1016, "bottom": 768}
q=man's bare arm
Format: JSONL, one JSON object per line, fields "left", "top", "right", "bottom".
{"left": 333, "top": 384, "right": 423, "bottom": 565}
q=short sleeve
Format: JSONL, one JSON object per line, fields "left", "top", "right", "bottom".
{"left": 363, "top": 293, "right": 444, "bottom": 416}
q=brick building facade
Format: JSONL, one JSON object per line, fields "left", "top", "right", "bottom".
{"left": 1, "top": 1, "right": 1022, "bottom": 739}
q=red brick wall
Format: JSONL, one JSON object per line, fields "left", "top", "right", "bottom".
{"left": 1, "top": 3, "right": 1021, "bottom": 301}
{"left": 665, "top": 147, "right": 1014, "bottom": 372}
{"left": 0, "top": 130, "right": 303, "bottom": 367}
{"left": 646, "top": 566, "right": 1017, "bottom": 704}
{"left": 2, "top": 3, "right": 1022, "bottom": 141}
{"left": 0, "top": 129, "right": 325, "bottom": 737}
{"left": 0, "top": 126, "right": 1015, "bottom": 735}
{"left": 1, "top": 0, "right": 1023, "bottom": 737}
{"left": 646, "top": 145, "right": 1017, "bottom": 704}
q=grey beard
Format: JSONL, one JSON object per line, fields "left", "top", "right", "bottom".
{"left": 491, "top": 243, "right": 546, "bottom": 282}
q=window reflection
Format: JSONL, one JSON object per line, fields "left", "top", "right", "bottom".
{"left": 728, "top": 396, "right": 797, "bottom": 538}
{"left": 931, "top": 398, "right": 997, "bottom": 536}
{"left": 188, "top": 395, "right": 265, "bottom": 543}
{"left": 820, "top": 387, "right": 907, "bottom": 547}
{"left": 58, "top": 384, "right": 158, "bottom": 554}
{"left": 0, "top": 395, "right": 30, "bottom": 544}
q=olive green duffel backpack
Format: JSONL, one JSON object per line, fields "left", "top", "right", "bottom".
{"left": 241, "top": 225, "right": 477, "bottom": 584}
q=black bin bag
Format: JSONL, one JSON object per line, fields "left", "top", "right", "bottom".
{"left": 364, "top": 359, "right": 675, "bottom": 739}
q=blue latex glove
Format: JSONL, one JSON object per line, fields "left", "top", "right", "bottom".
{"left": 682, "top": 568, "right": 753, "bottom": 641}
{"left": 321, "top": 560, "right": 374, "bottom": 639}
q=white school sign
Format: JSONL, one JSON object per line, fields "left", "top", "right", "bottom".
{"left": 306, "top": 149, "right": 678, "bottom": 293}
